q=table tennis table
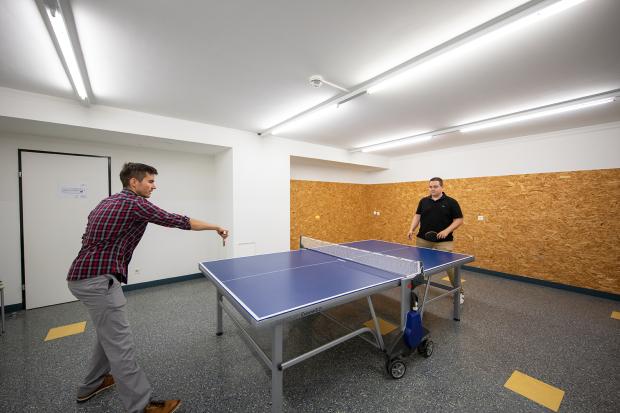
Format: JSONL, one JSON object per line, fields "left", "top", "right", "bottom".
{"left": 199, "top": 237, "right": 474, "bottom": 412}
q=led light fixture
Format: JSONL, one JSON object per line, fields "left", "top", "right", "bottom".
{"left": 351, "top": 89, "right": 618, "bottom": 153}
{"left": 271, "top": 105, "right": 339, "bottom": 136}
{"left": 460, "top": 97, "right": 615, "bottom": 133}
{"left": 262, "top": 0, "right": 589, "bottom": 136}
{"left": 37, "top": 0, "right": 91, "bottom": 102}
{"left": 360, "top": 134, "right": 433, "bottom": 153}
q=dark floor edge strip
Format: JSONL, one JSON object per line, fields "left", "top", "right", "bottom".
{"left": 121, "top": 272, "right": 204, "bottom": 292}
{"left": 5, "top": 303, "right": 24, "bottom": 313}
{"left": 463, "top": 265, "right": 620, "bottom": 301}
{"left": 4, "top": 268, "right": 618, "bottom": 312}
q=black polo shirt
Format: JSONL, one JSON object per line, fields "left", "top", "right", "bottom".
{"left": 415, "top": 193, "right": 463, "bottom": 242}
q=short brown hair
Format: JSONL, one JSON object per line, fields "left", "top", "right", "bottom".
{"left": 120, "top": 162, "right": 158, "bottom": 187}
{"left": 429, "top": 177, "right": 443, "bottom": 186}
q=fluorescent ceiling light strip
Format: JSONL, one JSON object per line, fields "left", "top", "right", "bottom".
{"left": 460, "top": 97, "right": 615, "bottom": 132}
{"left": 271, "top": 104, "right": 339, "bottom": 135}
{"left": 537, "top": 0, "right": 587, "bottom": 16}
{"left": 360, "top": 134, "right": 432, "bottom": 152}
{"left": 46, "top": 6, "right": 88, "bottom": 100}
{"left": 268, "top": 93, "right": 364, "bottom": 136}
{"left": 367, "top": 0, "right": 587, "bottom": 95}
{"left": 474, "top": 0, "right": 588, "bottom": 43}
{"left": 349, "top": 89, "right": 618, "bottom": 153}
{"left": 264, "top": 0, "right": 587, "bottom": 136}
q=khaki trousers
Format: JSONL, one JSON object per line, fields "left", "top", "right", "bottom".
{"left": 415, "top": 237, "right": 463, "bottom": 292}
{"left": 68, "top": 275, "right": 152, "bottom": 413}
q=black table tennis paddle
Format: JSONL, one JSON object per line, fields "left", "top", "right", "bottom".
{"left": 424, "top": 231, "right": 438, "bottom": 242}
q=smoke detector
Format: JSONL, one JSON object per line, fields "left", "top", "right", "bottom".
{"left": 308, "top": 75, "right": 349, "bottom": 92}
{"left": 309, "top": 75, "right": 324, "bottom": 88}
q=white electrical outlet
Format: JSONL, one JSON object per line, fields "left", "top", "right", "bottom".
{"left": 477, "top": 215, "right": 484, "bottom": 221}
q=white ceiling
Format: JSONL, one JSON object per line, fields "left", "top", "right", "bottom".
{"left": 1, "top": 0, "right": 619, "bottom": 157}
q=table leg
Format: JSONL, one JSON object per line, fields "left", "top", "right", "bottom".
{"left": 1, "top": 286, "right": 4, "bottom": 334}
{"left": 271, "top": 324, "right": 283, "bottom": 413}
{"left": 453, "top": 266, "right": 461, "bottom": 321}
{"left": 400, "top": 280, "right": 408, "bottom": 329}
{"left": 367, "top": 296, "right": 385, "bottom": 350}
{"left": 216, "top": 291, "right": 223, "bottom": 336}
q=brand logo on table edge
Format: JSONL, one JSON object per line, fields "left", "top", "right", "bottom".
{"left": 300, "top": 308, "right": 322, "bottom": 317}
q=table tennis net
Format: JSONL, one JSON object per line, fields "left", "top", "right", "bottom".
{"left": 300, "top": 236, "right": 421, "bottom": 277}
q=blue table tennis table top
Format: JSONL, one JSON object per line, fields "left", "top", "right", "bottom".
{"left": 199, "top": 240, "right": 473, "bottom": 325}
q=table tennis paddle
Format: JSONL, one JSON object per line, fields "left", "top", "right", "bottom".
{"left": 424, "top": 231, "right": 438, "bottom": 242}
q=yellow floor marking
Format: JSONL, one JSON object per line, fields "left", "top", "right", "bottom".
{"left": 504, "top": 370, "right": 564, "bottom": 412}
{"left": 441, "top": 276, "right": 466, "bottom": 283}
{"left": 44, "top": 321, "right": 87, "bottom": 341}
{"left": 363, "top": 318, "right": 397, "bottom": 336}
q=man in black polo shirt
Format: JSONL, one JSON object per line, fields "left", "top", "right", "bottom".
{"left": 407, "top": 177, "right": 464, "bottom": 305}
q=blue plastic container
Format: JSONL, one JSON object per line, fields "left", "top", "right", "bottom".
{"left": 403, "top": 310, "right": 424, "bottom": 349}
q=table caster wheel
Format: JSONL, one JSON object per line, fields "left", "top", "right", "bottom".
{"left": 417, "top": 339, "right": 434, "bottom": 358}
{"left": 387, "top": 359, "right": 407, "bottom": 379}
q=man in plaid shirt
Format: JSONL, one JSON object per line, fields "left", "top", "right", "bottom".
{"left": 67, "top": 162, "right": 228, "bottom": 413}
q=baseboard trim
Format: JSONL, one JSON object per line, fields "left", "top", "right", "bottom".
{"left": 463, "top": 265, "right": 620, "bottom": 301}
{"left": 5, "top": 303, "right": 24, "bottom": 313}
{"left": 2, "top": 273, "right": 206, "bottom": 313}
{"left": 5, "top": 267, "right": 617, "bottom": 312}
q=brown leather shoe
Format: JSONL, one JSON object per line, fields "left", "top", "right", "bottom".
{"left": 76, "top": 374, "right": 115, "bottom": 403}
{"left": 144, "top": 399, "right": 182, "bottom": 413}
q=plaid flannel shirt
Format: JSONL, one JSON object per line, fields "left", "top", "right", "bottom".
{"left": 67, "top": 189, "right": 191, "bottom": 283}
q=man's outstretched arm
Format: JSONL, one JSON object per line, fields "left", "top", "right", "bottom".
{"left": 190, "top": 218, "right": 228, "bottom": 239}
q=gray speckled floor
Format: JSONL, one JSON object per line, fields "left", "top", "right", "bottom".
{"left": 1, "top": 271, "right": 619, "bottom": 412}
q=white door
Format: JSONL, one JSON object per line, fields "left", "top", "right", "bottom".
{"left": 21, "top": 151, "right": 110, "bottom": 309}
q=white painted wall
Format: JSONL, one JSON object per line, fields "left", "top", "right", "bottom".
{"left": 0, "top": 132, "right": 222, "bottom": 306}
{"left": 290, "top": 159, "right": 375, "bottom": 184}
{"left": 290, "top": 122, "right": 620, "bottom": 184}
{"left": 0, "top": 87, "right": 388, "bottom": 170}
{"left": 369, "top": 122, "right": 620, "bottom": 184}
{"left": 231, "top": 136, "right": 290, "bottom": 256}
{"left": 213, "top": 148, "right": 234, "bottom": 259}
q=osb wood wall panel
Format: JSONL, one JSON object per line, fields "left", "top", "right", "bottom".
{"left": 291, "top": 180, "right": 370, "bottom": 249}
{"left": 291, "top": 169, "right": 620, "bottom": 294}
